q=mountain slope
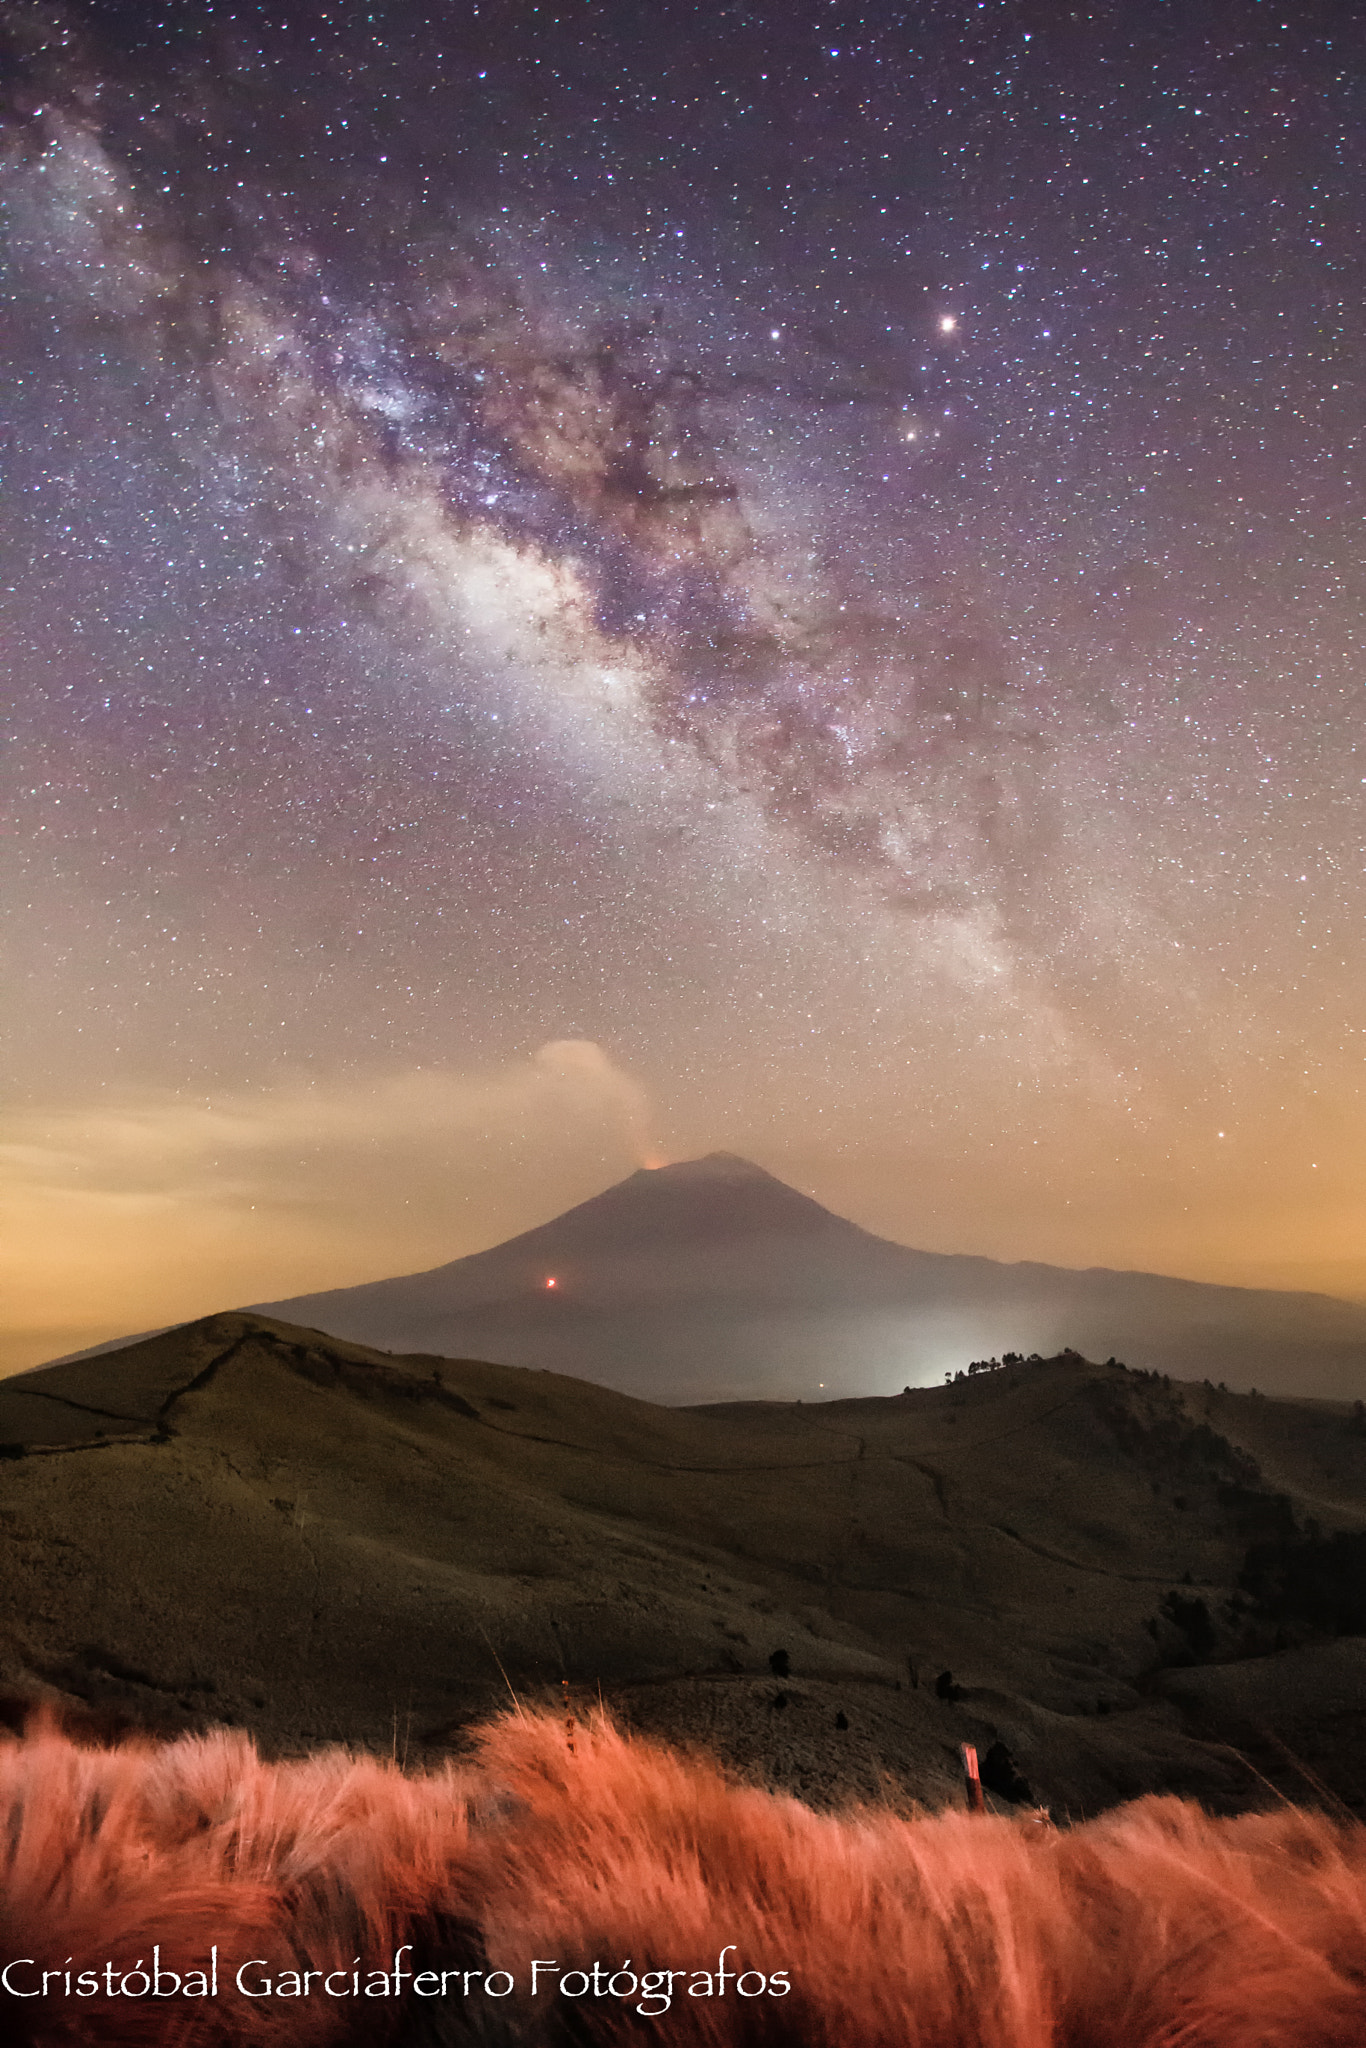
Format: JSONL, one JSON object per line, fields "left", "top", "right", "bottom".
{"left": 251, "top": 1153, "right": 1366, "bottom": 1402}
{"left": 3, "top": 1312, "right": 1365, "bottom": 1816}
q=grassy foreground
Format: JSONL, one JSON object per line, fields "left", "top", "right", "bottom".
{"left": 2, "top": 1703, "right": 1364, "bottom": 2046}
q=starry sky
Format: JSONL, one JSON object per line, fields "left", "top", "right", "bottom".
{"left": 2, "top": 0, "right": 1363, "bottom": 1372}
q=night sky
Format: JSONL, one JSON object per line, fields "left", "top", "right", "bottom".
{"left": 3, "top": 0, "right": 1363, "bottom": 1371}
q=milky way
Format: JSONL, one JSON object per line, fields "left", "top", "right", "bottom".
{"left": 2, "top": 1, "right": 1363, "bottom": 1365}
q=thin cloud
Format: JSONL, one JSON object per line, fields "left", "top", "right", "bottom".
{"left": 0, "top": 1043, "right": 654, "bottom": 1374}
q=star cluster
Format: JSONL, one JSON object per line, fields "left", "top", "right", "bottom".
{"left": 2, "top": 1, "right": 1362, "bottom": 1367}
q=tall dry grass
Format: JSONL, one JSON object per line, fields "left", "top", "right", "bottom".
{"left": 1, "top": 1703, "right": 1363, "bottom": 2046}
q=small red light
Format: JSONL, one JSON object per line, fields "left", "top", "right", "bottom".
{"left": 545, "top": 1277, "right": 558, "bottom": 1289}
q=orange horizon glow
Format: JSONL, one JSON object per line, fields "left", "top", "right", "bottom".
{"left": 3, "top": 1073, "right": 1365, "bottom": 1382}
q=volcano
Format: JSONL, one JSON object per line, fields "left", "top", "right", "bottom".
{"left": 251, "top": 1153, "right": 1366, "bottom": 1403}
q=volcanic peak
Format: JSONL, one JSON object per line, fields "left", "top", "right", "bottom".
{"left": 637, "top": 1152, "right": 784, "bottom": 1182}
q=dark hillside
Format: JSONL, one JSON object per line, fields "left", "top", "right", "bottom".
{"left": 3, "top": 1316, "right": 1364, "bottom": 1816}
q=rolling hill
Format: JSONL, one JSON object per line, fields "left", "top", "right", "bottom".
{"left": 3, "top": 1310, "right": 1365, "bottom": 1818}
